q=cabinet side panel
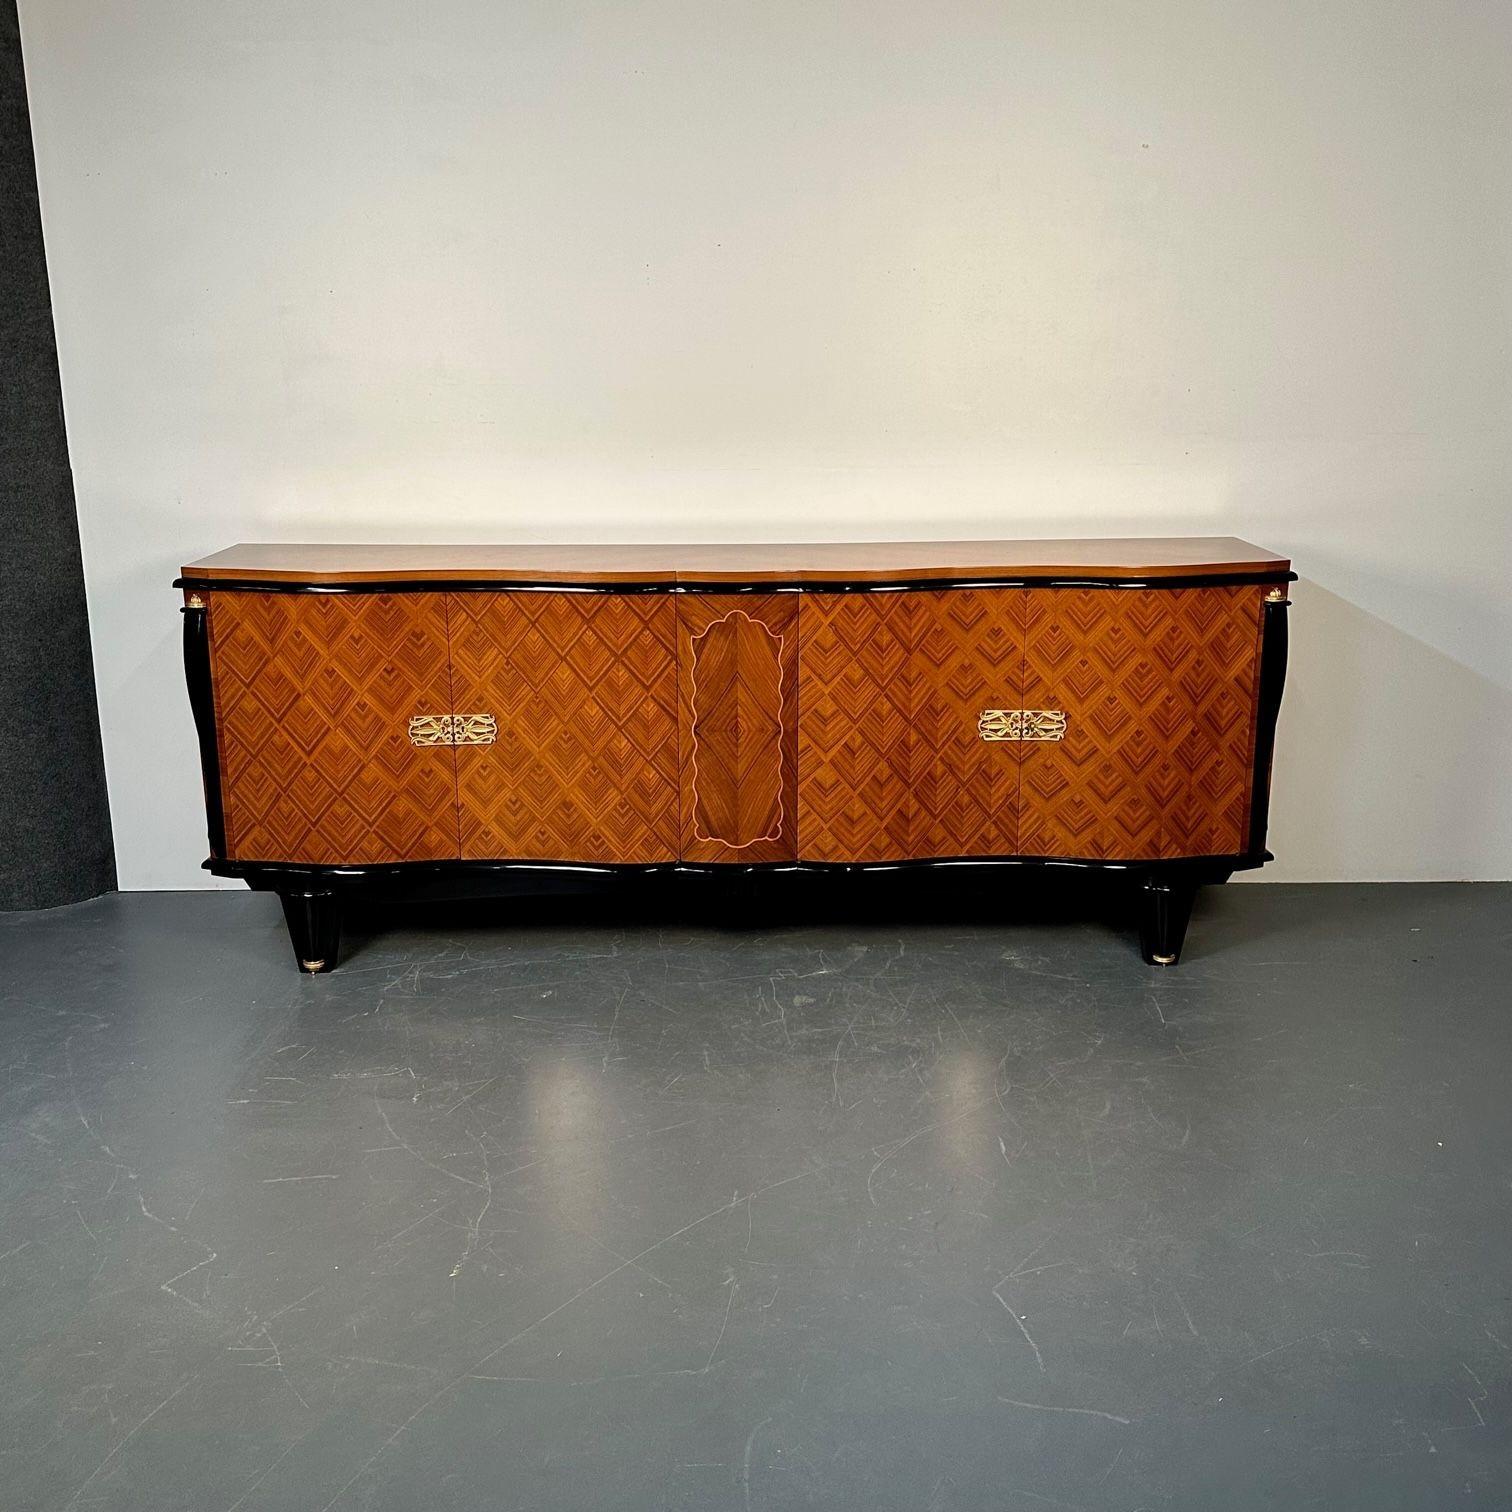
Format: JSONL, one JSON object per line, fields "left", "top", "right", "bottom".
{"left": 796, "top": 594, "right": 919, "bottom": 862}
{"left": 678, "top": 595, "right": 798, "bottom": 864}
{"left": 1018, "top": 586, "right": 1265, "bottom": 860}
{"left": 450, "top": 593, "right": 680, "bottom": 862}
{"left": 208, "top": 593, "right": 459, "bottom": 863}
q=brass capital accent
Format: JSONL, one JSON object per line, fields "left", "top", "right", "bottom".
{"left": 1265, "top": 587, "right": 1289, "bottom": 603}
{"left": 185, "top": 593, "right": 205, "bottom": 610}
{"left": 978, "top": 708, "right": 1067, "bottom": 742}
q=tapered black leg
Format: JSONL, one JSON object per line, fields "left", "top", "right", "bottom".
{"left": 279, "top": 890, "right": 341, "bottom": 974}
{"left": 1139, "top": 877, "right": 1197, "bottom": 966}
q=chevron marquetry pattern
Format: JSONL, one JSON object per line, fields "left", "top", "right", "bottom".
{"left": 209, "top": 593, "right": 460, "bottom": 863}
{"left": 796, "top": 594, "right": 916, "bottom": 861}
{"left": 204, "top": 581, "right": 1267, "bottom": 872}
{"left": 679, "top": 597, "right": 798, "bottom": 863}
{"left": 796, "top": 590, "right": 1024, "bottom": 861}
{"left": 1017, "top": 586, "right": 1265, "bottom": 860}
{"left": 449, "top": 593, "right": 680, "bottom": 862}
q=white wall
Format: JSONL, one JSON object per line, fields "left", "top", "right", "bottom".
{"left": 19, "top": 0, "right": 1512, "bottom": 889}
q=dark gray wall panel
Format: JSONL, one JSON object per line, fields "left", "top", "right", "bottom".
{"left": 1, "top": 0, "right": 115, "bottom": 909}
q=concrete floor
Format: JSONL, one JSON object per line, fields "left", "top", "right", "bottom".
{"left": 1, "top": 881, "right": 1509, "bottom": 1511}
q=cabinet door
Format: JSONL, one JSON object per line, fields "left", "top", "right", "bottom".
{"left": 209, "top": 592, "right": 459, "bottom": 863}
{"left": 448, "top": 592, "right": 680, "bottom": 862}
{"left": 678, "top": 596, "right": 798, "bottom": 863}
{"left": 1017, "top": 586, "right": 1265, "bottom": 860}
{"left": 796, "top": 590, "right": 1024, "bottom": 861}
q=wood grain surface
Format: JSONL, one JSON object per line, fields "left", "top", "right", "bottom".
{"left": 182, "top": 537, "right": 1290, "bottom": 585}
{"left": 1016, "top": 586, "right": 1266, "bottom": 860}
{"left": 447, "top": 592, "right": 680, "bottom": 862}
{"left": 796, "top": 590, "right": 1025, "bottom": 862}
{"left": 678, "top": 596, "right": 799, "bottom": 863}
{"left": 208, "top": 592, "right": 460, "bottom": 864}
{"left": 198, "top": 577, "right": 1272, "bottom": 869}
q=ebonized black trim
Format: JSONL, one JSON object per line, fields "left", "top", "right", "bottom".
{"left": 181, "top": 604, "right": 226, "bottom": 859}
{"left": 239, "top": 856, "right": 1249, "bottom": 971}
{"left": 1247, "top": 593, "right": 1291, "bottom": 857}
{"left": 280, "top": 890, "right": 340, "bottom": 974}
{"left": 175, "top": 571, "right": 1298, "bottom": 598}
{"left": 211, "top": 852, "right": 1260, "bottom": 897}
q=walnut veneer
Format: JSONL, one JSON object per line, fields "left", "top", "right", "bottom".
{"left": 178, "top": 540, "right": 1292, "bottom": 971}
{"left": 183, "top": 537, "right": 1288, "bottom": 585}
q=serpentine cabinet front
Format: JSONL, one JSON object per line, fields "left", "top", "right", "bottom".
{"left": 202, "top": 584, "right": 1267, "bottom": 871}
{"left": 179, "top": 539, "right": 1291, "bottom": 971}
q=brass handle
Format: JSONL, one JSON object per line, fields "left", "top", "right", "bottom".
{"left": 408, "top": 714, "right": 497, "bottom": 747}
{"left": 978, "top": 708, "right": 1067, "bottom": 742}
{"left": 408, "top": 715, "right": 452, "bottom": 746}
{"left": 451, "top": 714, "right": 497, "bottom": 746}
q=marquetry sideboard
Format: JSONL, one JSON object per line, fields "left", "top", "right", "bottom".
{"left": 176, "top": 539, "right": 1292, "bottom": 972}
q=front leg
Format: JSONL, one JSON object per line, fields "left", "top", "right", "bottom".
{"left": 1138, "top": 876, "right": 1197, "bottom": 966}
{"left": 278, "top": 890, "right": 341, "bottom": 974}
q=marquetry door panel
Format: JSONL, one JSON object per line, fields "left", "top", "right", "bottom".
{"left": 208, "top": 593, "right": 460, "bottom": 863}
{"left": 796, "top": 590, "right": 1024, "bottom": 862}
{"left": 1017, "top": 586, "right": 1265, "bottom": 860}
{"left": 448, "top": 593, "right": 680, "bottom": 862}
{"left": 678, "top": 596, "right": 798, "bottom": 863}
{"left": 795, "top": 594, "right": 916, "bottom": 862}
{"left": 912, "top": 590, "right": 1025, "bottom": 856}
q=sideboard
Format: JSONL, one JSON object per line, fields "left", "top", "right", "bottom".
{"left": 176, "top": 539, "right": 1292, "bottom": 972}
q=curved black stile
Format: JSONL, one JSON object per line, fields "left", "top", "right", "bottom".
{"left": 181, "top": 600, "right": 226, "bottom": 859}
{"left": 1247, "top": 592, "right": 1291, "bottom": 857}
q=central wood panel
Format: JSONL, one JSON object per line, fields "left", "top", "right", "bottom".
{"left": 796, "top": 590, "right": 1025, "bottom": 861}
{"left": 678, "top": 596, "right": 799, "bottom": 863}
{"left": 448, "top": 592, "right": 681, "bottom": 862}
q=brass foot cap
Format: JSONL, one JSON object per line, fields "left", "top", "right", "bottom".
{"left": 1152, "top": 952, "right": 1178, "bottom": 965}
{"left": 300, "top": 958, "right": 326, "bottom": 973}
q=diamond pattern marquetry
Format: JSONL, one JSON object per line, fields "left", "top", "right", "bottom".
{"left": 1017, "top": 586, "right": 1265, "bottom": 860}
{"left": 202, "top": 579, "right": 1268, "bottom": 874}
{"left": 448, "top": 593, "right": 680, "bottom": 862}
{"left": 679, "top": 597, "right": 798, "bottom": 863}
{"left": 208, "top": 593, "right": 460, "bottom": 863}
{"left": 796, "top": 590, "right": 1024, "bottom": 861}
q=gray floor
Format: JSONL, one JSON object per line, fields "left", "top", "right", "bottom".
{"left": 1, "top": 882, "right": 1509, "bottom": 1511}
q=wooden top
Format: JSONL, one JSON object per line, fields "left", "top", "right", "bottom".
{"left": 181, "top": 538, "right": 1289, "bottom": 586}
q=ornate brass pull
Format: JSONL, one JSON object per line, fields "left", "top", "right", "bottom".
{"left": 408, "top": 714, "right": 497, "bottom": 747}
{"left": 408, "top": 715, "right": 452, "bottom": 747}
{"left": 978, "top": 708, "right": 1067, "bottom": 742}
{"left": 450, "top": 714, "right": 497, "bottom": 746}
